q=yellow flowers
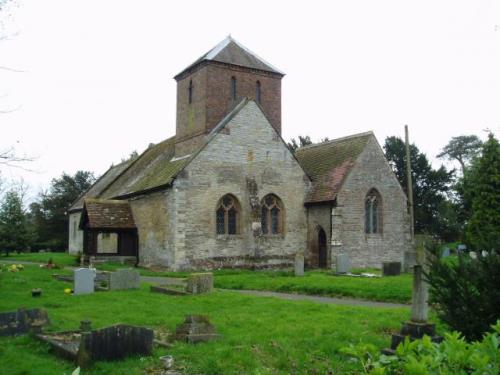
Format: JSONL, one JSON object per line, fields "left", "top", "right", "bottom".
{"left": 64, "top": 288, "right": 72, "bottom": 294}
{"left": 7, "top": 264, "right": 24, "bottom": 272}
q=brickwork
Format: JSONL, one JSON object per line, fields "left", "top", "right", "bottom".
{"left": 333, "top": 136, "right": 411, "bottom": 268}
{"left": 175, "top": 62, "right": 282, "bottom": 156}
{"left": 170, "top": 100, "right": 308, "bottom": 270}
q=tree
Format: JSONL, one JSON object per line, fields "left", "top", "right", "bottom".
{"left": 384, "top": 136, "right": 456, "bottom": 238}
{"left": 437, "top": 135, "right": 483, "bottom": 174}
{"left": 0, "top": 189, "right": 31, "bottom": 254}
{"left": 32, "top": 171, "right": 95, "bottom": 251}
{"left": 464, "top": 133, "right": 500, "bottom": 252}
{"left": 287, "top": 135, "right": 312, "bottom": 153}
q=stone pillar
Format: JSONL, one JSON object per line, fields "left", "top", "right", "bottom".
{"left": 330, "top": 207, "right": 343, "bottom": 269}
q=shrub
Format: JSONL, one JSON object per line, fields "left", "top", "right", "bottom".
{"left": 424, "top": 242, "right": 500, "bottom": 341}
{"left": 341, "top": 321, "right": 499, "bottom": 374}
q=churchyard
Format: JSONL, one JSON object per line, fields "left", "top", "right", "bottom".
{"left": 0, "top": 254, "right": 423, "bottom": 374}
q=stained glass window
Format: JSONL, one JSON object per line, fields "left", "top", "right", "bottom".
{"left": 365, "top": 190, "right": 381, "bottom": 234}
{"left": 261, "top": 194, "right": 283, "bottom": 235}
{"left": 216, "top": 194, "right": 240, "bottom": 235}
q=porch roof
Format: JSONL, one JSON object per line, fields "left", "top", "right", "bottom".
{"left": 81, "top": 198, "right": 136, "bottom": 230}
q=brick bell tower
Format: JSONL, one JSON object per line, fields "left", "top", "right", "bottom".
{"left": 173, "top": 36, "right": 285, "bottom": 156}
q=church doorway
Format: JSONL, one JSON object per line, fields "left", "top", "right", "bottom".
{"left": 318, "top": 228, "right": 327, "bottom": 268}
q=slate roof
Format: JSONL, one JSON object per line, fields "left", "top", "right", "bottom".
{"left": 69, "top": 159, "right": 134, "bottom": 212}
{"left": 175, "top": 36, "right": 284, "bottom": 79}
{"left": 81, "top": 199, "right": 136, "bottom": 229}
{"left": 99, "top": 136, "right": 190, "bottom": 199}
{"left": 295, "top": 132, "right": 373, "bottom": 204}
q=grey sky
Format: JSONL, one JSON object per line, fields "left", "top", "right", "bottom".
{"left": 1, "top": 0, "right": 499, "bottom": 199}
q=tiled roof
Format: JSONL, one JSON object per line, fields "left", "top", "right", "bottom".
{"left": 295, "top": 132, "right": 372, "bottom": 203}
{"left": 99, "top": 136, "right": 190, "bottom": 199}
{"left": 69, "top": 160, "right": 134, "bottom": 211}
{"left": 82, "top": 199, "right": 136, "bottom": 229}
{"left": 175, "top": 36, "right": 284, "bottom": 79}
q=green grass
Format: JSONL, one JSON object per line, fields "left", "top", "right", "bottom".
{"left": 1, "top": 251, "right": 78, "bottom": 267}
{"left": 214, "top": 270, "right": 413, "bottom": 304}
{"left": 0, "top": 265, "right": 417, "bottom": 374}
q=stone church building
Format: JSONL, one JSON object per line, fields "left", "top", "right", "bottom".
{"left": 68, "top": 36, "right": 412, "bottom": 270}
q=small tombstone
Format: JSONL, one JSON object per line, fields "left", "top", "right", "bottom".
{"left": 73, "top": 268, "right": 96, "bottom": 295}
{"left": 186, "top": 273, "right": 213, "bottom": 294}
{"left": 469, "top": 251, "right": 477, "bottom": 259}
{"left": 382, "top": 262, "right": 402, "bottom": 276}
{"left": 109, "top": 269, "right": 140, "bottom": 290}
{"left": 174, "top": 315, "right": 221, "bottom": 343}
{"left": 457, "top": 244, "right": 467, "bottom": 255}
{"left": 335, "top": 254, "right": 350, "bottom": 274}
{"left": 442, "top": 247, "right": 450, "bottom": 258}
{"left": 294, "top": 253, "right": 304, "bottom": 276}
{"left": 0, "top": 308, "right": 50, "bottom": 336}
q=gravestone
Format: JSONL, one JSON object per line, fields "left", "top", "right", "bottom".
{"left": 186, "top": 273, "right": 213, "bottom": 294}
{"left": 457, "top": 244, "right": 467, "bottom": 255}
{"left": 0, "top": 308, "right": 50, "bottom": 336}
{"left": 442, "top": 247, "right": 450, "bottom": 257}
{"left": 335, "top": 254, "right": 350, "bottom": 274}
{"left": 382, "top": 262, "right": 401, "bottom": 276}
{"left": 294, "top": 252, "right": 304, "bottom": 276}
{"left": 174, "top": 315, "right": 221, "bottom": 343}
{"left": 74, "top": 268, "right": 96, "bottom": 295}
{"left": 109, "top": 269, "right": 140, "bottom": 290}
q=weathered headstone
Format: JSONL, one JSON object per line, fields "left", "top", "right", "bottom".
{"left": 0, "top": 308, "right": 49, "bottom": 336}
{"left": 74, "top": 268, "right": 96, "bottom": 295}
{"left": 294, "top": 253, "right": 304, "bottom": 276}
{"left": 174, "top": 315, "right": 221, "bottom": 343}
{"left": 186, "top": 273, "right": 213, "bottom": 294}
{"left": 109, "top": 269, "right": 140, "bottom": 290}
{"left": 382, "top": 262, "right": 401, "bottom": 276}
{"left": 335, "top": 254, "right": 350, "bottom": 274}
{"left": 37, "top": 324, "right": 153, "bottom": 368}
{"left": 457, "top": 244, "right": 467, "bottom": 255}
{"left": 442, "top": 247, "right": 450, "bottom": 257}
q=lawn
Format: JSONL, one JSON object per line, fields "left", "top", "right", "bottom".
{"left": 2, "top": 252, "right": 413, "bottom": 303}
{"left": 0, "top": 265, "right": 416, "bottom": 375}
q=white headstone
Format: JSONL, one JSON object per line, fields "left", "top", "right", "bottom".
{"left": 74, "top": 268, "right": 96, "bottom": 295}
{"left": 335, "top": 254, "right": 350, "bottom": 274}
{"left": 294, "top": 253, "right": 304, "bottom": 276}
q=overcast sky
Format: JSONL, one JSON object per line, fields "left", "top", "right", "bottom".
{"left": 1, "top": 0, "right": 499, "bottom": 199}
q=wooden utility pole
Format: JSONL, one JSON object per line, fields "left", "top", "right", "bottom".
{"left": 405, "top": 125, "right": 415, "bottom": 240}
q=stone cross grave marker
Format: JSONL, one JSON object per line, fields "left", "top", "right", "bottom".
{"left": 109, "top": 269, "right": 140, "bottom": 290}
{"left": 74, "top": 268, "right": 96, "bottom": 295}
{"left": 294, "top": 252, "right": 304, "bottom": 276}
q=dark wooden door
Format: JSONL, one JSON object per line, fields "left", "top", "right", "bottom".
{"left": 118, "top": 232, "right": 138, "bottom": 256}
{"left": 318, "top": 228, "right": 327, "bottom": 268}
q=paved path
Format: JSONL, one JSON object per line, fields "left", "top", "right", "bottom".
{"left": 1, "top": 260, "right": 409, "bottom": 308}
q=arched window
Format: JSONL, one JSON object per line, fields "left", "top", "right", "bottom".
{"left": 365, "top": 189, "right": 382, "bottom": 234}
{"left": 216, "top": 194, "right": 240, "bottom": 235}
{"left": 256, "top": 81, "right": 261, "bottom": 103}
{"left": 188, "top": 80, "right": 193, "bottom": 104}
{"left": 261, "top": 194, "right": 284, "bottom": 235}
{"left": 231, "top": 76, "right": 237, "bottom": 101}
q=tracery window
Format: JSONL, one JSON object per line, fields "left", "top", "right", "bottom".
{"left": 216, "top": 194, "right": 240, "bottom": 235}
{"left": 365, "top": 189, "right": 382, "bottom": 234}
{"left": 261, "top": 194, "right": 283, "bottom": 235}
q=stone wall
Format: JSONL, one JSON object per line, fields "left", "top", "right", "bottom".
{"left": 333, "top": 136, "right": 411, "bottom": 268}
{"left": 96, "top": 233, "right": 118, "bottom": 253}
{"left": 68, "top": 212, "right": 83, "bottom": 254}
{"left": 129, "top": 190, "right": 174, "bottom": 267}
{"left": 306, "top": 204, "right": 332, "bottom": 268}
{"left": 171, "top": 100, "right": 308, "bottom": 270}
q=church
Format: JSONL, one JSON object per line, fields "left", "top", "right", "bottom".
{"left": 68, "top": 36, "right": 412, "bottom": 271}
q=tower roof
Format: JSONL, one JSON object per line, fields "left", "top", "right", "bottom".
{"left": 175, "top": 36, "right": 284, "bottom": 79}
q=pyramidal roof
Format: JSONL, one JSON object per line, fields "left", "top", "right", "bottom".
{"left": 175, "top": 36, "right": 284, "bottom": 79}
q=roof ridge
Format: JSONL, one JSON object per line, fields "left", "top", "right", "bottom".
{"left": 297, "top": 131, "right": 374, "bottom": 151}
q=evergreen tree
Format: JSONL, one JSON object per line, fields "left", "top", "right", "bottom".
{"left": 0, "top": 189, "right": 31, "bottom": 255}
{"left": 464, "top": 133, "right": 500, "bottom": 251}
